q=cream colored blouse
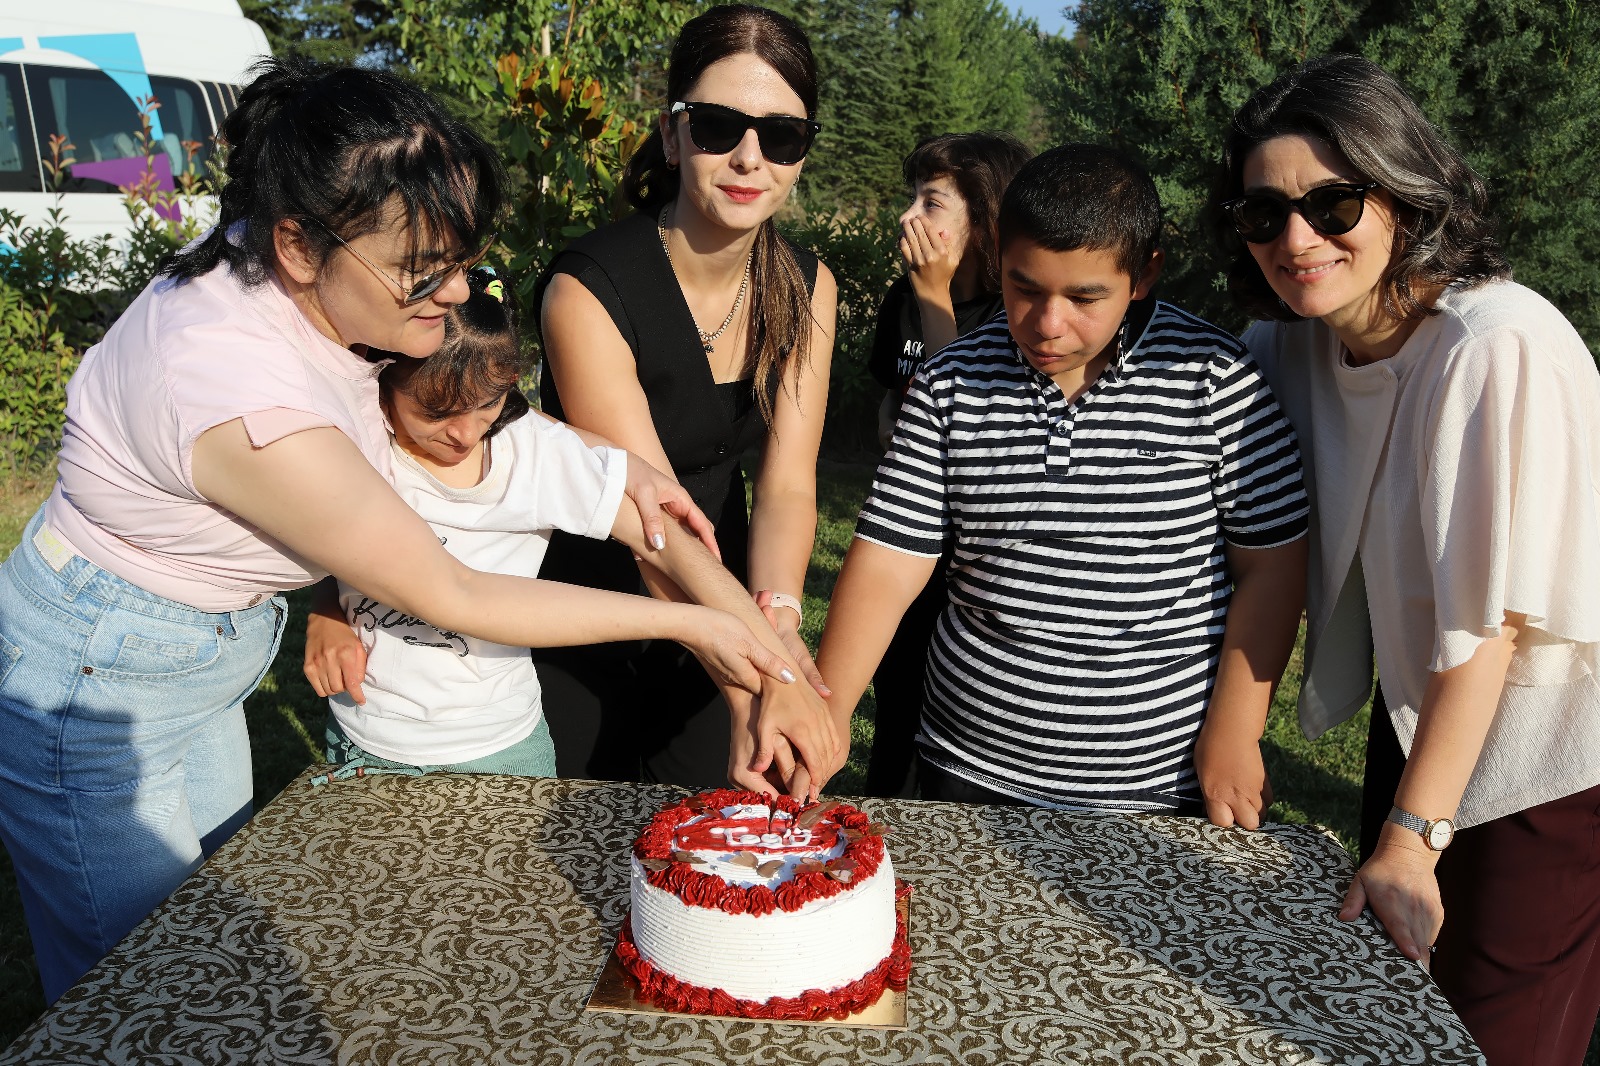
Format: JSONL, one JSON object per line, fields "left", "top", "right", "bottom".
{"left": 1245, "top": 280, "right": 1600, "bottom": 828}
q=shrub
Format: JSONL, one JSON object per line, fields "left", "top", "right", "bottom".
{"left": 0, "top": 284, "right": 77, "bottom": 474}
{"left": 781, "top": 205, "right": 902, "bottom": 453}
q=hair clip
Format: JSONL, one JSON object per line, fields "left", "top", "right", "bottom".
{"left": 484, "top": 279, "right": 505, "bottom": 303}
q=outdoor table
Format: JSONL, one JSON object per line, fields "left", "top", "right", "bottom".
{"left": 2, "top": 772, "right": 1483, "bottom": 1064}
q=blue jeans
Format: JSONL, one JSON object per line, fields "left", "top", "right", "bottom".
{"left": 0, "top": 508, "right": 286, "bottom": 1002}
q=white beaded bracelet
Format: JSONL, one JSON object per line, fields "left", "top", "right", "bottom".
{"left": 766, "top": 592, "right": 803, "bottom": 623}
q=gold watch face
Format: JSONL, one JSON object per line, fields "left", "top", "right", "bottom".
{"left": 1426, "top": 819, "right": 1455, "bottom": 850}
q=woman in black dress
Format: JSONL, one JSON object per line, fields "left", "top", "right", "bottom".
{"left": 535, "top": 5, "right": 837, "bottom": 792}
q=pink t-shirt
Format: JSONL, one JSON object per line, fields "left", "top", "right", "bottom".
{"left": 44, "top": 255, "right": 394, "bottom": 612}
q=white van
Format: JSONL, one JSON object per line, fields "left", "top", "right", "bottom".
{"left": 0, "top": 0, "right": 270, "bottom": 244}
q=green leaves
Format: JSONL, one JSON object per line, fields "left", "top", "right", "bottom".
{"left": 0, "top": 280, "right": 77, "bottom": 474}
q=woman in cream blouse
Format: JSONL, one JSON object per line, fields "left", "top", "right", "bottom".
{"left": 1217, "top": 55, "right": 1600, "bottom": 1064}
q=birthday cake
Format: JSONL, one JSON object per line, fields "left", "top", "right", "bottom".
{"left": 617, "top": 788, "right": 910, "bottom": 1021}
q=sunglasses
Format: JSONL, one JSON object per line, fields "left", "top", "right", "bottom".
{"left": 670, "top": 101, "right": 820, "bottom": 166}
{"left": 1222, "top": 182, "right": 1381, "bottom": 244}
{"left": 308, "top": 217, "right": 493, "bottom": 305}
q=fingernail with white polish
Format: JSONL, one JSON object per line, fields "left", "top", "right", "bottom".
{"left": 652, "top": 533, "right": 665, "bottom": 550}
{"left": 780, "top": 669, "right": 796, "bottom": 684}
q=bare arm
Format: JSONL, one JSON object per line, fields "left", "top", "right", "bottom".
{"left": 814, "top": 538, "right": 940, "bottom": 737}
{"left": 607, "top": 471, "right": 844, "bottom": 792}
{"left": 1193, "top": 537, "right": 1308, "bottom": 829}
{"left": 303, "top": 575, "right": 367, "bottom": 704}
{"left": 747, "top": 263, "right": 836, "bottom": 680}
{"left": 191, "top": 421, "right": 791, "bottom": 691}
{"left": 1338, "top": 614, "right": 1522, "bottom": 961}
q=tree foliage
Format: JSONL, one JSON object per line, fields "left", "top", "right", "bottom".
{"left": 775, "top": 0, "right": 1050, "bottom": 212}
{"left": 1048, "top": 0, "right": 1600, "bottom": 347}
{"left": 239, "top": 0, "right": 402, "bottom": 65}
{"left": 1365, "top": 0, "right": 1600, "bottom": 347}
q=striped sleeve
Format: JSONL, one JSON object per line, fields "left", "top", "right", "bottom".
{"left": 854, "top": 365, "right": 949, "bottom": 557}
{"left": 1207, "top": 351, "right": 1310, "bottom": 548}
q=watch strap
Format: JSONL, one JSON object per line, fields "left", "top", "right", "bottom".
{"left": 1387, "top": 806, "right": 1429, "bottom": 835}
{"left": 766, "top": 592, "right": 803, "bottom": 623}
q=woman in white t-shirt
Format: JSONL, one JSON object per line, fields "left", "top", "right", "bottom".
{"left": 0, "top": 58, "right": 839, "bottom": 1005}
{"left": 1217, "top": 55, "right": 1600, "bottom": 1064}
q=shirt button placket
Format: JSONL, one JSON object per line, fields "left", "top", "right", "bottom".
{"left": 1048, "top": 412, "right": 1073, "bottom": 478}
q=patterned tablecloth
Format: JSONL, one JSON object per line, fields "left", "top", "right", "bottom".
{"left": 3, "top": 773, "right": 1482, "bottom": 1065}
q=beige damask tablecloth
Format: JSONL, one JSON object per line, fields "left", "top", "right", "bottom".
{"left": 3, "top": 773, "right": 1482, "bottom": 1065}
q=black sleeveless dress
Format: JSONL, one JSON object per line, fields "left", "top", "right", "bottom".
{"left": 534, "top": 211, "right": 819, "bottom": 787}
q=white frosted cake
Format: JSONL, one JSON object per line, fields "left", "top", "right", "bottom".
{"left": 616, "top": 788, "right": 909, "bottom": 1020}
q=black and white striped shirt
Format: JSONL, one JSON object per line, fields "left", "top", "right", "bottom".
{"left": 855, "top": 299, "right": 1308, "bottom": 811}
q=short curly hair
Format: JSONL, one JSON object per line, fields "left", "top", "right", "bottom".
{"left": 1217, "top": 54, "right": 1509, "bottom": 323}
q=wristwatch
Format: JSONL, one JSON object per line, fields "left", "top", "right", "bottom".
{"left": 1387, "top": 805, "right": 1455, "bottom": 851}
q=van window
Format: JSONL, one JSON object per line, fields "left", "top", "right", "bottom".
{"left": 0, "top": 64, "right": 41, "bottom": 193}
{"left": 23, "top": 65, "right": 216, "bottom": 194}
{"left": 149, "top": 75, "right": 215, "bottom": 177}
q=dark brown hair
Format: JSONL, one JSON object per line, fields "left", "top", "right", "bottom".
{"left": 380, "top": 269, "right": 529, "bottom": 438}
{"left": 620, "top": 4, "right": 819, "bottom": 424}
{"left": 1218, "top": 54, "right": 1509, "bottom": 323}
{"left": 165, "top": 56, "right": 502, "bottom": 287}
{"left": 903, "top": 132, "right": 1032, "bottom": 294}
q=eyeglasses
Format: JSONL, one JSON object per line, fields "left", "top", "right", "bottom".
{"left": 670, "top": 101, "right": 820, "bottom": 166}
{"left": 306, "top": 217, "right": 493, "bottom": 305}
{"left": 1222, "top": 182, "right": 1381, "bottom": 244}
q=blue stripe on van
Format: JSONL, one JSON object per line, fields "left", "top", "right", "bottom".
{"left": 37, "top": 33, "right": 164, "bottom": 140}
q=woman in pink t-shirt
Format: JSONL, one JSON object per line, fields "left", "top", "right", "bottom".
{"left": 0, "top": 57, "right": 840, "bottom": 1004}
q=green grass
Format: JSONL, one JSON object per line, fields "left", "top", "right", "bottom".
{"left": 2, "top": 464, "right": 1591, "bottom": 1063}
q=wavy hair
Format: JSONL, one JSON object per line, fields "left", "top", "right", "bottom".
{"left": 1218, "top": 54, "right": 1509, "bottom": 323}
{"left": 903, "top": 132, "right": 1033, "bottom": 295}
{"left": 164, "top": 56, "right": 503, "bottom": 288}
{"left": 620, "top": 4, "right": 818, "bottom": 424}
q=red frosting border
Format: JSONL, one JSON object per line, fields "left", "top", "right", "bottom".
{"left": 616, "top": 880, "right": 913, "bottom": 1021}
{"left": 633, "top": 789, "right": 886, "bottom": 915}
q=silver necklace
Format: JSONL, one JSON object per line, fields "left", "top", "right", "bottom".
{"left": 657, "top": 205, "right": 751, "bottom": 354}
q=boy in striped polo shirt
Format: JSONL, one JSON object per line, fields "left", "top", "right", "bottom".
{"left": 816, "top": 144, "right": 1309, "bottom": 824}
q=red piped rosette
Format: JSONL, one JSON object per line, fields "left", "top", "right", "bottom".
{"left": 632, "top": 788, "right": 885, "bottom": 915}
{"left": 616, "top": 880, "right": 913, "bottom": 1021}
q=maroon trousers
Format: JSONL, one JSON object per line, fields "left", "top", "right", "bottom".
{"left": 1360, "top": 698, "right": 1600, "bottom": 1065}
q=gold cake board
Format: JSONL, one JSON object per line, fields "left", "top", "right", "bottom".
{"left": 584, "top": 895, "right": 909, "bottom": 1029}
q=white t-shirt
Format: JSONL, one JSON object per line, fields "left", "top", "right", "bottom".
{"left": 330, "top": 412, "right": 627, "bottom": 764}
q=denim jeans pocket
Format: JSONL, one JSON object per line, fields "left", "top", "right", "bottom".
{"left": 82, "top": 611, "right": 224, "bottom": 683}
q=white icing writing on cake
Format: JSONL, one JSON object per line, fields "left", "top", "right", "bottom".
{"left": 673, "top": 804, "right": 846, "bottom": 887}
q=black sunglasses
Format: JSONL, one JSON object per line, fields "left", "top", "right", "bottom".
{"left": 1222, "top": 182, "right": 1381, "bottom": 244}
{"left": 670, "top": 101, "right": 820, "bottom": 166}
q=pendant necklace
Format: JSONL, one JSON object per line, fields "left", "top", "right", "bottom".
{"left": 658, "top": 205, "right": 752, "bottom": 354}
